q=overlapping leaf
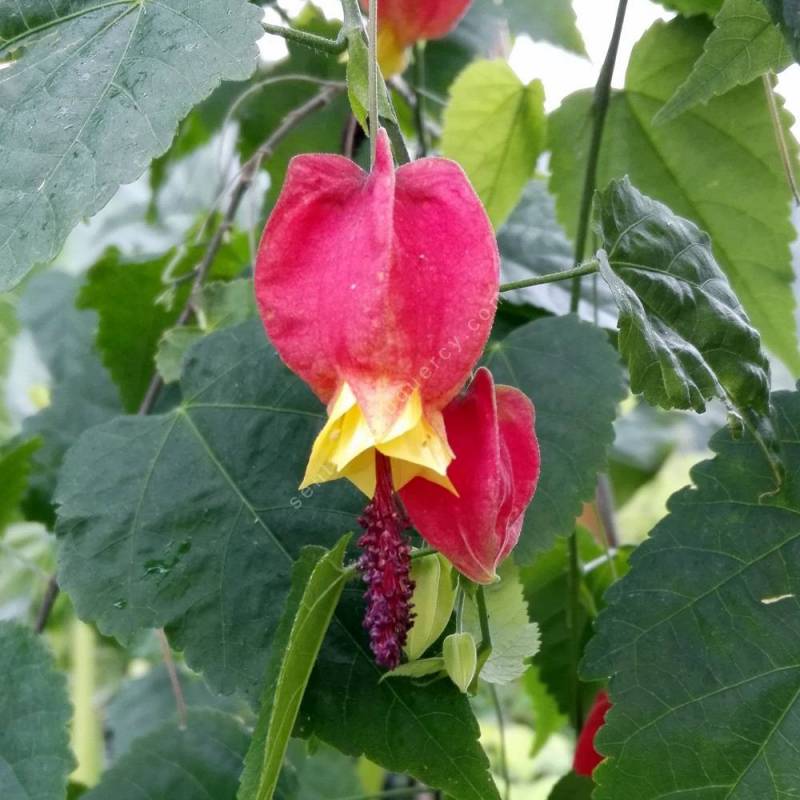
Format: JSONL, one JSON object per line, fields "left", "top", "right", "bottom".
{"left": 594, "top": 179, "right": 776, "bottom": 467}
{"left": 484, "top": 315, "right": 627, "bottom": 561}
{"left": 442, "top": 60, "right": 546, "bottom": 228}
{"left": 0, "top": 622, "right": 74, "bottom": 800}
{"left": 239, "top": 538, "right": 350, "bottom": 800}
{"left": 762, "top": 0, "right": 800, "bottom": 61}
{"left": 55, "top": 320, "right": 498, "bottom": 800}
{"left": 657, "top": 0, "right": 790, "bottom": 123}
{"left": 583, "top": 384, "right": 800, "bottom": 799}
{"left": 84, "top": 711, "right": 253, "bottom": 800}
{"left": 549, "top": 17, "right": 800, "bottom": 372}
{"left": 0, "top": 0, "right": 263, "bottom": 290}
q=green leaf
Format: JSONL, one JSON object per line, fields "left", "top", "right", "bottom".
{"left": 77, "top": 249, "right": 188, "bottom": 411}
{"left": 0, "top": 621, "right": 75, "bottom": 800}
{"left": 285, "top": 739, "right": 363, "bottom": 800}
{"left": 0, "top": 0, "right": 263, "bottom": 291}
{"left": 463, "top": 0, "right": 586, "bottom": 54}
{"left": 549, "top": 17, "right": 800, "bottom": 373}
{"left": 656, "top": 0, "right": 723, "bottom": 14}
{"left": 55, "top": 320, "right": 499, "bottom": 800}
{"left": 498, "top": 181, "right": 617, "bottom": 324}
{"left": 105, "top": 665, "right": 242, "bottom": 761}
{"left": 0, "top": 439, "right": 39, "bottom": 533}
{"left": 239, "top": 536, "right": 350, "bottom": 800}
{"left": 657, "top": 0, "right": 790, "bottom": 124}
{"left": 484, "top": 316, "right": 626, "bottom": 561}
{"left": 20, "top": 273, "right": 122, "bottom": 525}
{"left": 156, "top": 278, "right": 257, "bottom": 384}
{"left": 442, "top": 60, "right": 546, "bottom": 228}
{"left": 594, "top": 178, "right": 777, "bottom": 468}
{"left": 84, "top": 710, "right": 253, "bottom": 800}
{"left": 583, "top": 384, "right": 800, "bottom": 798}
{"left": 464, "top": 560, "right": 540, "bottom": 685}
{"left": 0, "top": 523, "right": 55, "bottom": 620}
{"left": 547, "top": 773, "right": 593, "bottom": 800}
{"left": 762, "top": 0, "right": 800, "bottom": 60}
{"left": 523, "top": 666, "right": 566, "bottom": 757}
{"left": 384, "top": 657, "right": 447, "bottom": 680}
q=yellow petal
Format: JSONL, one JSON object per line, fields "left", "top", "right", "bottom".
{"left": 300, "top": 382, "right": 456, "bottom": 496}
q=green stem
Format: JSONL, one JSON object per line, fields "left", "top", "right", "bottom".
{"left": 489, "top": 686, "right": 511, "bottom": 800}
{"left": 368, "top": 0, "right": 379, "bottom": 165}
{"left": 476, "top": 585, "right": 492, "bottom": 653}
{"left": 762, "top": 72, "right": 800, "bottom": 204}
{"left": 499, "top": 260, "right": 598, "bottom": 293}
{"left": 412, "top": 43, "right": 428, "bottom": 157}
{"left": 569, "top": 0, "right": 629, "bottom": 312}
{"left": 566, "top": 532, "right": 584, "bottom": 730}
{"left": 70, "top": 619, "right": 101, "bottom": 787}
{"left": 262, "top": 22, "right": 347, "bottom": 54}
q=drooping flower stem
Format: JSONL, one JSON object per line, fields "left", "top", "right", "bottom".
{"left": 358, "top": 453, "right": 415, "bottom": 669}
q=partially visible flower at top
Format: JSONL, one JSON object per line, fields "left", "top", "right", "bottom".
{"left": 359, "top": 0, "right": 472, "bottom": 75}
{"left": 574, "top": 691, "right": 612, "bottom": 777}
{"left": 400, "top": 368, "right": 540, "bottom": 584}
{"left": 255, "top": 128, "right": 498, "bottom": 500}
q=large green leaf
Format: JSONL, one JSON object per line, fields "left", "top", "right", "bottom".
{"left": 0, "top": 0, "right": 263, "bottom": 291}
{"left": 594, "top": 179, "right": 776, "bottom": 464}
{"left": 0, "top": 293, "right": 18, "bottom": 440}
{"left": 442, "top": 60, "right": 546, "bottom": 228}
{"left": 657, "top": 0, "right": 790, "bottom": 123}
{"left": 239, "top": 538, "right": 350, "bottom": 800}
{"left": 549, "top": 17, "right": 800, "bottom": 373}
{"left": 583, "top": 384, "right": 800, "bottom": 799}
{"left": 105, "top": 665, "right": 242, "bottom": 761}
{"left": 19, "top": 273, "right": 122, "bottom": 525}
{"left": 55, "top": 320, "right": 498, "bottom": 800}
{"left": 657, "top": 0, "right": 724, "bottom": 13}
{"left": 547, "top": 773, "right": 593, "bottom": 800}
{"left": 484, "top": 315, "right": 627, "bottom": 561}
{"left": 84, "top": 710, "right": 251, "bottom": 800}
{"left": 0, "top": 621, "right": 75, "bottom": 800}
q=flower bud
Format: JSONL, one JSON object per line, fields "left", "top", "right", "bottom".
{"left": 443, "top": 632, "right": 477, "bottom": 693}
{"left": 405, "top": 553, "right": 456, "bottom": 660}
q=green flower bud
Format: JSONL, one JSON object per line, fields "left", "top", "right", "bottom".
{"left": 443, "top": 632, "right": 477, "bottom": 694}
{"left": 405, "top": 553, "right": 456, "bottom": 660}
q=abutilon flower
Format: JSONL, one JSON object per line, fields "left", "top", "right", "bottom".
{"left": 256, "top": 128, "right": 498, "bottom": 500}
{"left": 400, "top": 368, "right": 540, "bottom": 584}
{"left": 255, "top": 127, "right": 541, "bottom": 662}
{"left": 574, "top": 691, "right": 612, "bottom": 777}
{"left": 359, "top": 0, "right": 472, "bottom": 75}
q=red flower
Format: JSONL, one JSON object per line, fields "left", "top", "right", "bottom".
{"left": 574, "top": 691, "right": 612, "bottom": 777}
{"left": 400, "top": 368, "right": 540, "bottom": 583}
{"left": 359, "top": 0, "right": 472, "bottom": 74}
{"left": 256, "top": 128, "right": 498, "bottom": 499}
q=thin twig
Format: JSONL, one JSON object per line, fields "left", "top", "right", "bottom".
{"left": 595, "top": 473, "right": 620, "bottom": 550}
{"left": 137, "top": 86, "right": 340, "bottom": 417}
{"left": 490, "top": 686, "right": 511, "bottom": 800}
{"left": 499, "top": 260, "right": 598, "bottom": 293}
{"left": 368, "top": 0, "right": 379, "bottom": 165}
{"left": 762, "top": 72, "right": 800, "bottom": 205}
{"left": 34, "top": 575, "right": 59, "bottom": 634}
{"left": 570, "top": 0, "right": 629, "bottom": 312}
{"left": 412, "top": 43, "right": 428, "bottom": 157}
{"left": 156, "top": 628, "right": 188, "bottom": 729}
